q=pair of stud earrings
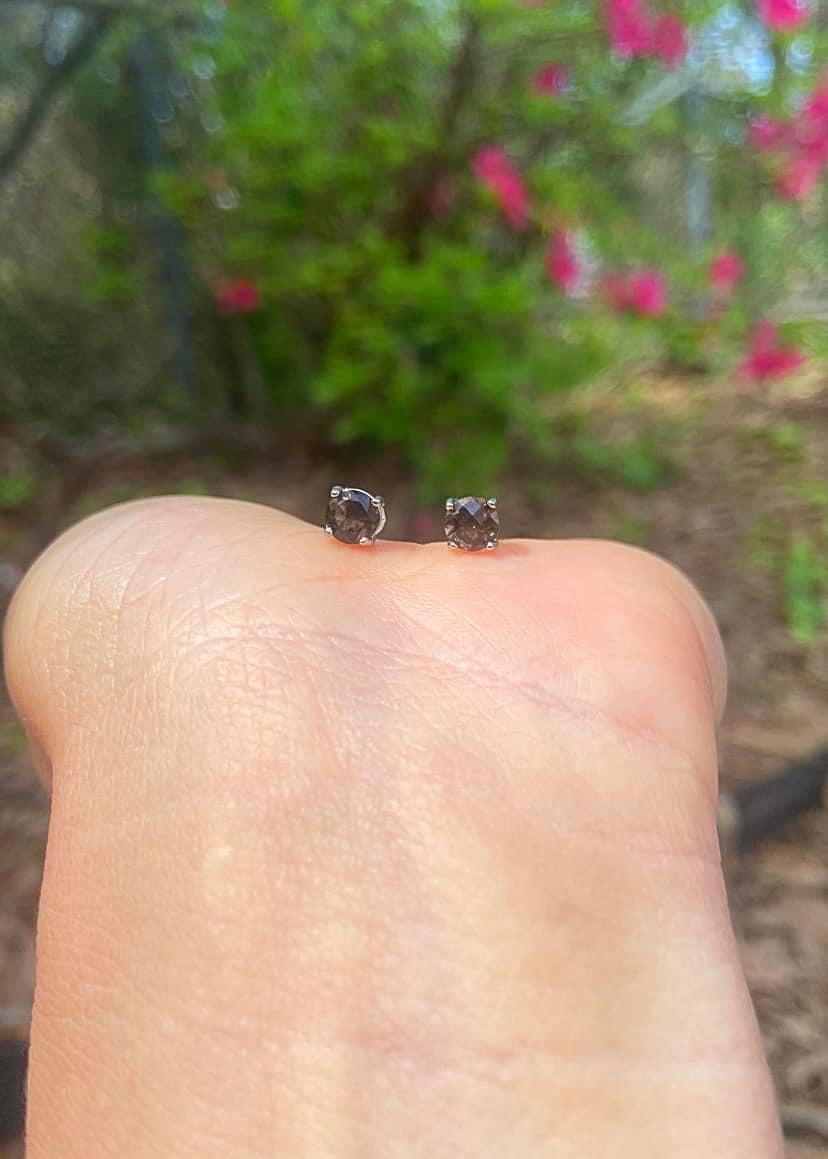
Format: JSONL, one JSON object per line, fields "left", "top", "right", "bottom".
{"left": 324, "top": 486, "right": 500, "bottom": 551}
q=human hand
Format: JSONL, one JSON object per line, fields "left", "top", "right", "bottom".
{"left": 5, "top": 498, "right": 783, "bottom": 1157}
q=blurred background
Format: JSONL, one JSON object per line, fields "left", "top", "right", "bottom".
{"left": 1, "top": 0, "right": 828, "bottom": 1153}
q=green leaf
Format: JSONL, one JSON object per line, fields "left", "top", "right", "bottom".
{"left": 783, "top": 536, "right": 825, "bottom": 645}
{"left": 0, "top": 472, "right": 36, "bottom": 510}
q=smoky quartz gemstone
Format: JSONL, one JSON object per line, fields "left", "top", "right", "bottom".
{"left": 325, "top": 487, "right": 385, "bottom": 545}
{"left": 444, "top": 496, "right": 499, "bottom": 551}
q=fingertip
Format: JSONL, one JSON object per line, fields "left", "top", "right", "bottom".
{"left": 3, "top": 496, "right": 314, "bottom": 769}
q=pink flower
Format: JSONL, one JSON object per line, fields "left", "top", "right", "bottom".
{"left": 792, "top": 89, "right": 828, "bottom": 163}
{"left": 546, "top": 232, "right": 579, "bottom": 293}
{"left": 214, "top": 277, "right": 261, "bottom": 316}
{"left": 709, "top": 251, "right": 744, "bottom": 293}
{"left": 472, "top": 146, "right": 530, "bottom": 230}
{"left": 606, "top": 0, "right": 688, "bottom": 65}
{"left": 803, "top": 78, "right": 828, "bottom": 122}
{"left": 749, "top": 115, "right": 786, "bottom": 151}
{"left": 603, "top": 269, "right": 667, "bottom": 316}
{"left": 473, "top": 145, "right": 508, "bottom": 181}
{"left": 748, "top": 79, "right": 828, "bottom": 203}
{"left": 606, "top": 0, "right": 653, "bottom": 57}
{"left": 627, "top": 270, "right": 667, "bottom": 316}
{"left": 739, "top": 320, "right": 805, "bottom": 381}
{"left": 792, "top": 123, "right": 828, "bottom": 166}
{"left": 757, "top": 0, "right": 809, "bottom": 30}
{"left": 745, "top": 347, "right": 806, "bottom": 379}
{"left": 776, "top": 155, "right": 821, "bottom": 201}
{"left": 532, "top": 64, "right": 569, "bottom": 96}
{"left": 651, "top": 14, "right": 687, "bottom": 66}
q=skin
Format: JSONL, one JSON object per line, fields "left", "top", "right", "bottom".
{"left": 4, "top": 496, "right": 784, "bottom": 1158}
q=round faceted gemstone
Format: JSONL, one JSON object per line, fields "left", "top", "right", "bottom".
{"left": 445, "top": 496, "right": 499, "bottom": 551}
{"left": 326, "top": 488, "right": 382, "bottom": 544}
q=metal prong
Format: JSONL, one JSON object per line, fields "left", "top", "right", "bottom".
{"left": 342, "top": 488, "right": 352, "bottom": 499}
{"left": 486, "top": 497, "right": 498, "bottom": 509}
{"left": 485, "top": 541, "right": 497, "bottom": 550}
{"left": 445, "top": 498, "right": 456, "bottom": 512}
{"left": 447, "top": 541, "right": 458, "bottom": 549}
{"left": 324, "top": 525, "right": 333, "bottom": 536}
{"left": 330, "top": 486, "right": 342, "bottom": 498}
{"left": 359, "top": 536, "right": 373, "bottom": 546}
{"left": 372, "top": 495, "right": 384, "bottom": 508}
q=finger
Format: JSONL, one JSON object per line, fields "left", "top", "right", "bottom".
{"left": 5, "top": 497, "right": 778, "bottom": 1159}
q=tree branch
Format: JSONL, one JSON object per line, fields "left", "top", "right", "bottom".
{"left": 718, "top": 746, "right": 828, "bottom": 853}
{"left": 388, "top": 15, "right": 482, "bottom": 258}
{"left": 0, "top": 10, "right": 113, "bottom": 183}
{"left": 781, "top": 1103, "right": 828, "bottom": 1141}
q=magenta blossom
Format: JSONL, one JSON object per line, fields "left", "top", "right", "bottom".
{"left": 793, "top": 84, "right": 828, "bottom": 163}
{"left": 604, "top": 269, "right": 667, "bottom": 316}
{"left": 749, "top": 115, "right": 786, "bottom": 151}
{"left": 606, "top": 0, "right": 687, "bottom": 64}
{"left": 606, "top": 0, "right": 653, "bottom": 57}
{"left": 709, "top": 251, "right": 744, "bottom": 293}
{"left": 739, "top": 320, "right": 804, "bottom": 381}
{"left": 758, "top": 0, "right": 809, "bottom": 29}
{"left": 214, "top": 277, "right": 261, "bottom": 317}
{"left": 532, "top": 64, "right": 568, "bottom": 96}
{"left": 748, "top": 80, "right": 828, "bottom": 204}
{"left": 803, "top": 79, "right": 828, "bottom": 122}
{"left": 473, "top": 145, "right": 509, "bottom": 181}
{"left": 546, "top": 232, "right": 580, "bottom": 293}
{"left": 627, "top": 270, "right": 667, "bottom": 315}
{"left": 776, "top": 155, "right": 821, "bottom": 201}
{"left": 472, "top": 146, "right": 530, "bottom": 230}
{"left": 651, "top": 14, "right": 687, "bottom": 66}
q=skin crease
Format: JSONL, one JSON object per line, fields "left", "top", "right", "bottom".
{"left": 3, "top": 496, "right": 783, "bottom": 1159}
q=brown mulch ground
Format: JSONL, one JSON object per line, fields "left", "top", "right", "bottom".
{"left": 1, "top": 369, "right": 827, "bottom": 1154}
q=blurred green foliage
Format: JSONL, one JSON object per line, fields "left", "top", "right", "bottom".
{"left": 0, "top": 472, "right": 36, "bottom": 511}
{"left": 571, "top": 432, "right": 678, "bottom": 491}
{"left": 783, "top": 536, "right": 826, "bottom": 645}
{"left": 1, "top": 0, "right": 827, "bottom": 501}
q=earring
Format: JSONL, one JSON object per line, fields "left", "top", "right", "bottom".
{"left": 325, "top": 486, "right": 387, "bottom": 545}
{"left": 444, "top": 496, "right": 499, "bottom": 551}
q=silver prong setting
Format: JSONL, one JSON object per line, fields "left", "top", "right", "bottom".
{"left": 373, "top": 500, "right": 386, "bottom": 539}
{"left": 326, "top": 486, "right": 386, "bottom": 545}
{"left": 444, "top": 495, "right": 500, "bottom": 552}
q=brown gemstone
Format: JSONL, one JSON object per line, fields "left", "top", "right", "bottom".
{"left": 444, "top": 496, "right": 499, "bottom": 551}
{"left": 326, "top": 487, "right": 383, "bottom": 544}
